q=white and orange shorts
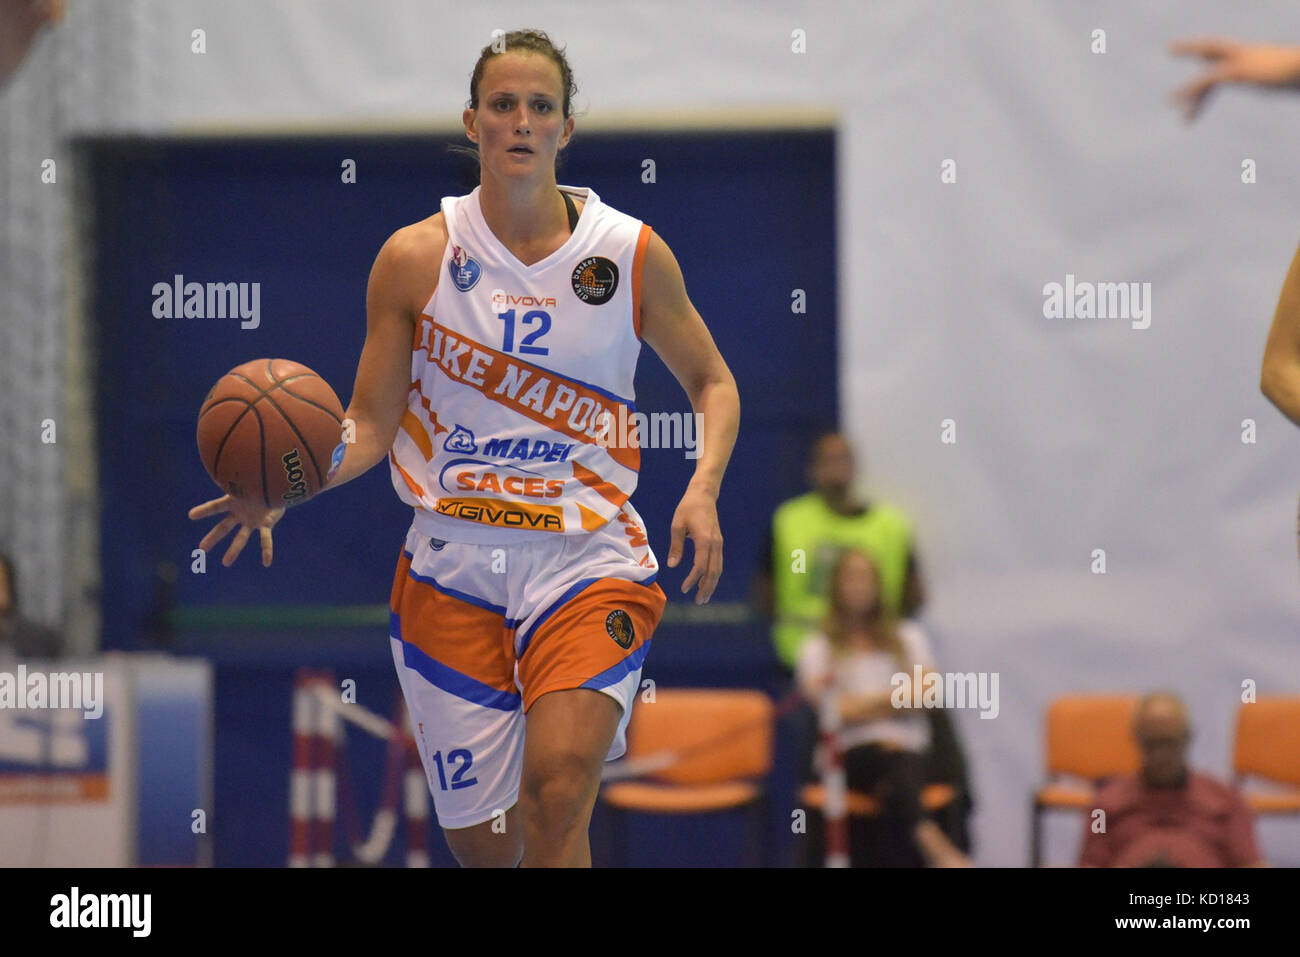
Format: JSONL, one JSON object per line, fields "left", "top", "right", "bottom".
{"left": 387, "top": 502, "right": 667, "bottom": 830}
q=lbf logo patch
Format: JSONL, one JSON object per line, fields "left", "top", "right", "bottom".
{"left": 605, "top": 609, "right": 634, "bottom": 649}
{"left": 571, "top": 256, "right": 619, "bottom": 304}
{"left": 448, "top": 243, "right": 481, "bottom": 291}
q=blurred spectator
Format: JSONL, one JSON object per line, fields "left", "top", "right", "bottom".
{"left": 1078, "top": 692, "right": 1266, "bottom": 868}
{"left": 0, "top": 552, "right": 59, "bottom": 660}
{"left": 796, "top": 548, "right": 969, "bottom": 867}
{"left": 756, "top": 431, "right": 972, "bottom": 854}
{"left": 758, "top": 431, "right": 923, "bottom": 673}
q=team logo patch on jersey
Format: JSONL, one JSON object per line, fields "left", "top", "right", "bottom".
{"left": 429, "top": 538, "right": 446, "bottom": 551}
{"left": 605, "top": 609, "right": 634, "bottom": 649}
{"left": 444, "top": 424, "right": 478, "bottom": 453}
{"left": 448, "top": 244, "right": 482, "bottom": 292}
{"left": 571, "top": 256, "right": 619, "bottom": 304}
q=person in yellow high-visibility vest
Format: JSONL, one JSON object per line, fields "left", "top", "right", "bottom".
{"left": 757, "top": 432, "right": 973, "bottom": 860}
{"left": 757, "top": 432, "right": 925, "bottom": 672}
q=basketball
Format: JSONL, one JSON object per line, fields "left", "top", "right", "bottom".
{"left": 196, "top": 358, "right": 345, "bottom": 508}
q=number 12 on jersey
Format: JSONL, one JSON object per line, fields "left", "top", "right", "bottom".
{"left": 497, "top": 309, "right": 551, "bottom": 356}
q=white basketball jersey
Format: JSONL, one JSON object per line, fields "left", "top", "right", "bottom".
{"left": 389, "top": 184, "right": 653, "bottom": 543}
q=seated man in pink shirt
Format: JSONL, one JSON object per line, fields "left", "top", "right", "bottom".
{"left": 1079, "top": 692, "right": 1265, "bottom": 868}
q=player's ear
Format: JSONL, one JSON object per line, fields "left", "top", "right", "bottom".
{"left": 463, "top": 108, "right": 478, "bottom": 144}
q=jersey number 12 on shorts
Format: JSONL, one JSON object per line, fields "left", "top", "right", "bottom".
{"left": 430, "top": 748, "right": 478, "bottom": 790}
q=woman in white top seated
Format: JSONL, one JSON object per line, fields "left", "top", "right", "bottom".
{"left": 796, "top": 547, "right": 969, "bottom": 867}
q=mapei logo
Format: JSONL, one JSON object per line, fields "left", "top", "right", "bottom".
{"left": 444, "top": 424, "right": 477, "bottom": 453}
{"left": 448, "top": 244, "right": 481, "bottom": 292}
{"left": 491, "top": 289, "right": 558, "bottom": 309}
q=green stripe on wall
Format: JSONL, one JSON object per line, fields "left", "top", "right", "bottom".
{"left": 170, "top": 601, "right": 752, "bottom": 631}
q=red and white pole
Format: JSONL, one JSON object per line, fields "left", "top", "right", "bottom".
{"left": 818, "top": 680, "right": 850, "bottom": 868}
{"left": 403, "top": 743, "right": 429, "bottom": 868}
{"left": 312, "top": 670, "right": 339, "bottom": 867}
{"left": 288, "top": 670, "right": 317, "bottom": 867}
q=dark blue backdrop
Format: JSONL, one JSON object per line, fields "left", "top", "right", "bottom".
{"left": 82, "top": 129, "right": 837, "bottom": 864}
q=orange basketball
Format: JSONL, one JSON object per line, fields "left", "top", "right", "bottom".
{"left": 196, "top": 359, "right": 345, "bottom": 508}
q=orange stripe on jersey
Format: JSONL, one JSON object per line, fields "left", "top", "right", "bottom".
{"left": 433, "top": 496, "right": 565, "bottom": 532}
{"left": 390, "top": 450, "right": 427, "bottom": 499}
{"left": 616, "top": 507, "right": 649, "bottom": 548}
{"left": 409, "top": 381, "right": 450, "bottom": 436}
{"left": 572, "top": 461, "right": 631, "bottom": 510}
{"left": 400, "top": 409, "right": 434, "bottom": 461}
{"left": 577, "top": 501, "right": 608, "bottom": 532}
{"left": 632, "top": 223, "right": 652, "bottom": 341}
{"left": 417, "top": 318, "right": 639, "bottom": 472}
{"left": 389, "top": 552, "right": 515, "bottom": 693}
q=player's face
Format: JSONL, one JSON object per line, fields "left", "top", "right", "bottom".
{"left": 466, "top": 52, "right": 573, "bottom": 179}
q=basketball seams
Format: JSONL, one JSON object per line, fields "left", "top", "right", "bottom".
{"left": 201, "top": 362, "right": 343, "bottom": 508}
{"left": 275, "top": 381, "right": 345, "bottom": 422}
{"left": 258, "top": 390, "right": 326, "bottom": 491}
{"left": 259, "top": 405, "right": 269, "bottom": 508}
{"left": 216, "top": 401, "right": 269, "bottom": 507}
{"left": 228, "top": 370, "right": 344, "bottom": 423}
{"left": 207, "top": 397, "right": 257, "bottom": 479}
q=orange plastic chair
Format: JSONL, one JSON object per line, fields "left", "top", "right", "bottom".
{"left": 598, "top": 688, "right": 774, "bottom": 865}
{"left": 1233, "top": 697, "right": 1300, "bottom": 816}
{"left": 798, "top": 781, "right": 957, "bottom": 819}
{"left": 1031, "top": 694, "right": 1141, "bottom": 866}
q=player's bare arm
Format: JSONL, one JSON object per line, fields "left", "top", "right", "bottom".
{"left": 1261, "top": 239, "right": 1300, "bottom": 427}
{"left": 638, "top": 229, "right": 740, "bottom": 604}
{"left": 188, "top": 217, "right": 445, "bottom": 566}
{"left": 1170, "top": 37, "right": 1300, "bottom": 122}
{"left": 328, "top": 219, "right": 445, "bottom": 489}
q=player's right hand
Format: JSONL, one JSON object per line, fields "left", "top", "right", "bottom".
{"left": 188, "top": 494, "right": 285, "bottom": 567}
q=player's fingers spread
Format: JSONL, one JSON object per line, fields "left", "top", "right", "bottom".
{"left": 198, "top": 515, "right": 237, "bottom": 552}
{"left": 188, "top": 496, "right": 231, "bottom": 521}
{"left": 260, "top": 526, "right": 274, "bottom": 567}
{"left": 1169, "top": 37, "right": 1236, "bottom": 61}
{"left": 223, "top": 525, "right": 252, "bottom": 567}
{"left": 1173, "top": 76, "right": 1217, "bottom": 121}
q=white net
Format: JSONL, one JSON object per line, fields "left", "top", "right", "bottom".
{"left": 0, "top": 1, "right": 162, "bottom": 652}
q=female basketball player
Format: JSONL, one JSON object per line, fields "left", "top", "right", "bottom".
{"left": 189, "top": 29, "right": 740, "bottom": 867}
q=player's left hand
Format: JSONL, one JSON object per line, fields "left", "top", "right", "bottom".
{"left": 666, "top": 485, "right": 722, "bottom": 604}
